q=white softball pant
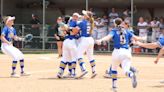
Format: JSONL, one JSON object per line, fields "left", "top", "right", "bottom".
{"left": 1, "top": 43, "right": 24, "bottom": 61}
{"left": 77, "top": 37, "right": 94, "bottom": 61}
{"left": 61, "top": 39, "right": 77, "bottom": 63}
{"left": 111, "top": 48, "right": 132, "bottom": 74}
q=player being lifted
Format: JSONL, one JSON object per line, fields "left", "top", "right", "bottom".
{"left": 1, "top": 16, "right": 30, "bottom": 78}
{"left": 96, "top": 18, "right": 146, "bottom": 91}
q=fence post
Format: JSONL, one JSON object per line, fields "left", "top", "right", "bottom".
{"left": 22, "top": 24, "right": 25, "bottom": 49}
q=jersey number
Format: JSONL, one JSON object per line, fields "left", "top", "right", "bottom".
{"left": 120, "top": 32, "right": 126, "bottom": 45}
{"left": 87, "top": 22, "right": 91, "bottom": 34}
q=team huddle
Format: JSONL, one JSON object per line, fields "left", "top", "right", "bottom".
{"left": 1, "top": 10, "right": 164, "bottom": 91}
{"left": 56, "top": 10, "right": 96, "bottom": 79}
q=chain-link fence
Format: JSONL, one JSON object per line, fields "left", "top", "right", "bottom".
{"left": 0, "top": 23, "right": 160, "bottom": 55}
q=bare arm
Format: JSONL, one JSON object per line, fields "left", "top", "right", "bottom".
{"left": 13, "top": 35, "right": 23, "bottom": 41}
{"left": 100, "top": 35, "right": 113, "bottom": 42}
{"left": 154, "top": 47, "right": 164, "bottom": 64}
{"left": 96, "top": 34, "right": 113, "bottom": 45}
{"left": 132, "top": 35, "right": 147, "bottom": 42}
{"left": 136, "top": 41, "right": 160, "bottom": 49}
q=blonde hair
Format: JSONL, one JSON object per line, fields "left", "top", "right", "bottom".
{"left": 2, "top": 16, "right": 10, "bottom": 24}
{"left": 87, "top": 11, "right": 94, "bottom": 34}
{"left": 89, "top": 17, "right": 94, "bottom": 34}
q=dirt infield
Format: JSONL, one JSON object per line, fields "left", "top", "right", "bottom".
{"left": 0, "top": 53, "right": 164, "bottom": 92}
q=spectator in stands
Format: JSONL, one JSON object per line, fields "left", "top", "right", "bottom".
{"left": 123, "top": 8, "right": 131, "bottom": 25}
{"left": 159, "top": 17, "right": 164, "bottom": 29}
{"left": 108, "top": 8, "right": 119, "bottom": 26}
{"left": 89, "top": 8, "right": 96, "bottom": 16}
{"left": 96, "top": 17, "right": 108, "bottom": 51}
{"left": 137, "top": 17, "right": 148, "bottom": 53}
{"left": 54, "top": 17, "right": 65, "bottom": 58}
{"left": 30, "top": 14, "right": 41, "bottom": 48}
{"left": 150, "top": 17, "right": 160, "bottom": 42}
{"left": 101, "top": 15, "right": 108, "bottom": 24}
{"left": 123, "top": 8, "right": 130, "bottom": 17}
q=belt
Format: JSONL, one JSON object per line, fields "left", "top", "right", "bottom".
{"left": 81, "top": 34, "right": 91, "bottom": 37}
{"left": 115, "top": 47, "right": 129, "bottom": 49}
{"left": 65, "top": 35, "right": 76, "bottom": 40}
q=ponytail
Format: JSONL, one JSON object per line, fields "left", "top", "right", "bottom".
{"left": 89, "top": 17, "right": 94, "bottom": 34}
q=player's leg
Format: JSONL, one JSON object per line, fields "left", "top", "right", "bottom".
{"left": 77, "top": 40, "right": 88, "bottom": 78}
{"left": 69, "top": 41, "right": 77, "bottom": 77}
{"left": 86, "top": 38, "right": 97, "bottom": 78}
{"left": 121, "top": 59, "right": 137, "bottom": 88}
{"left": 1, "top": 45, "right": 20, "bottom": 77}
{"left": 57, "top": 41, "right": 69, "bottom": 78}
{"left": 12, "top": 47, "right": 30, "bottom": 76}
{"left": 111, "top": 49, "right": 120, "bottom": 90}
{"left": 57, "top": 41, "right": 63, "bottom": 58}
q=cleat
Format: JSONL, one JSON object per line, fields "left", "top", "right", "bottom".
{"left": 11, "top": 73, "right": 20, "bottom": 78}
{"left": 56, "top": 73, "right": 63, "bottom": 79}
{"left": 103, "top": 74, "right": 112, "bottom": 78}
{"left": 112, "top": 87, "right": 117, "bottom": 92}
{"left": 63, "top": 73, "right": 72, "bottom": 78}
{"left": 131, "top": 74, "right": 137, "bottom": 88}
{"left": 130, "top": 67, "right": 139, "bottom": 74}
{"left": 91, "top": 72, "right": 97, "bottom": 79}
{"left": 78, "top": 71, "right": 88, "bottom": 79}
{"left": 21, "top": 72, "right": 31, "bottom": 76}
{"left": 70, "top": 74, "right": 76, "bottom": 79}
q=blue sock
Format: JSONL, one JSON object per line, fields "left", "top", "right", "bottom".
{"left": 71, "top": 61, "right": 76, "bottom": 76}
{"left": 20, "top": 59, "right": 24, "bottom": 73}
{"left": 111, "top": 70, "right": 117, "bottom": 88}
{"left": 78, "top": 58, "right": 86, "bottom": 72}
{"left": 12, "top": 61, "right": 17, "bottom": 73}
{"left": 59, "top": 61, "right": 67, "bottom": 75}
{"left": 90, "top": 60, "right": 96, "bottom": 73}
{"left": 108, "top": 65, "right": 112, "bottom": 75}
{"left": 68, "top": 62, "right": 72, "bottom": 74}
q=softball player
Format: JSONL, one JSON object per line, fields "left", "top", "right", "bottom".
{"left": 104, "top": 21, "right": 138, "bottom": 78}
{"left": 75, "top": 10, "right": 97, "bottom": 78}
{"left": 96, "top": 18, "right": 145, "bottom": 90}
{"left": 56, "top": 13, "right": 79, "bottom": 78}
{"left": 1, "top": 16, "right": 30, "bottom": 78}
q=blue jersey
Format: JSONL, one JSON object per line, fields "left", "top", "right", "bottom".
{"left": 109, "top": 28, "right": 134, "bottom": 49}
{"left": 65, "top": 19, "right": 78, "bottom": 39}
{"left": 1, "top": 26, "right": 17, "bottom": 42}
{"left": 69, "top": 19, "right": 77, "bottom": 29}
{"left": 77, "top": 19, "right": 91, "bottom": 37}
{"left": 157, "top": 36, "right": 164, "bottom": 47}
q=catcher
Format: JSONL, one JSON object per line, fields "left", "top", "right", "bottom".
{"left": 1, "top": 16, "right": 32, "bottom": 78}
